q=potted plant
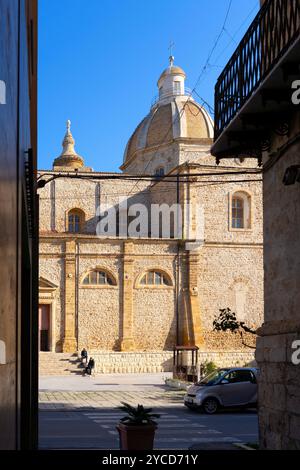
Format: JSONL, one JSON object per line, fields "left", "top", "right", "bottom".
{"left": 116, "top": 402, "right": 160, "bottom": 450}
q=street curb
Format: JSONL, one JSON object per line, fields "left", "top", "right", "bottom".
{"left": 233, "top": 442, "right": 257, "bottom": 451}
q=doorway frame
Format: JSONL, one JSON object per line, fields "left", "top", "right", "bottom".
{"left": 38, "top": 277, "right": 57, "bottom": 352}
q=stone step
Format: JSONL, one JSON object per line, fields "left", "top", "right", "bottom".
{"left": 39, "top": 352, "right": 85, "bottom": 375}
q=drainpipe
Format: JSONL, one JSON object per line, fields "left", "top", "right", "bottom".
{"left": 176, "top": 173, "right": 180, "bottom": 346}
{"left": 75, "top": 240, "right": 79, "bottom": 352}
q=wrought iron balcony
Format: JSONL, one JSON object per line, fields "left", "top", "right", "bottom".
{"left": 212, "top": 0, "right": 300, "bottom": 161}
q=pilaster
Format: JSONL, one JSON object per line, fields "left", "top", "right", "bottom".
{"left": 120, "top": 241, "right": 135, "bottom": 351}
{"left": 62, "top": 240, "right": 77, "bottom": 352}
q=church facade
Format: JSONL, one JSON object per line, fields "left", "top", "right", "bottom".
{"left": 38, "top": 59, "right": 263, "bottom": 372}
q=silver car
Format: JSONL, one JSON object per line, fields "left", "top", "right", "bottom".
{"left": 184, "top": 367, "right": 259, "bottom": 414}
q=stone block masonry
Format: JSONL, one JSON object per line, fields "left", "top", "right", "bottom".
{"left": 90, "top": 351, "right": 255, "bottom": 374}
{"left": 38, "top": 126, "right": 263, "bottom": 367}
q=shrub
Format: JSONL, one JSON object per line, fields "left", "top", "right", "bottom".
{"left": 200, "top": 360, "right": 217, "bottom": 377}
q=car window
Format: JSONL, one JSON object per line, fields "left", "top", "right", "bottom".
{"left": 223, "top": 370, "right": 255, "bottom": 384}
{"left": 197, "top": 369, "right": 228, "bottom": 386}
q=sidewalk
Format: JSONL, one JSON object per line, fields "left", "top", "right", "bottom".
{"left": 39, "top": 373, "right": 180, "bottom": 410}
{"left": 39, "top": 372, "right": 172, "bottom": 392}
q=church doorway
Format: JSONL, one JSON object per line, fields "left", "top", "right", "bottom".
{"left": 39, "top": 304, "right": 50, "bottom": 351}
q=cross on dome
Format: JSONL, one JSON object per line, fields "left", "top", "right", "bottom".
{"left": 168, "top": 40, "right": 175, "bottom": 55}
{"left": 156, "top": 54, "right": 186, "bottom": 103}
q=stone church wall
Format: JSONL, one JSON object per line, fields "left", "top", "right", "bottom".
{"left": 77, "top": 252, "right": 122, "bottom": 350}
{"left": 38, "top": 158, "right": 263, "bottom": 358}
{"left": 199, "top": 246, "right": 263, "bottom": 332}
{"left": 39, "top": 250, "right": 64, "bottom": 352}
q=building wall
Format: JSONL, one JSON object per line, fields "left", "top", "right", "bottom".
{"left": 194, "top": 167, "right": 263, "bottom": 343}
{"left": 38, "top": 173, "right": 150, "bottom": 234}
{"left": 195, "top": 176, "right": 263, "bottom": 244}
{"left": 38, "top": 152, "right": 263, "bottom": 357}
{"left": 39, "top": 245, "right": 64, "bottom": 351}
{"left": 39, "top": 238, "right": 179, "bottom": 352}
{"left": 78, "top": 250, "right": 121, "bottom": 350}
{"left": 132, "top": 245, "right": 177, "bottom": 350}
{"left": 256, "top": 111, "right": 300, "bottom": 450}
{"left": 0, "top": 0, "right": 19, "bottom": 449}
{"left": 91, "top": 350, "right": 255, "bottom": 374}
{"left": 124, "top": 142, "right": 180, "bottom": 175}
{"left": 39, "top": 234, "right": 261, "bottom": 354}
{"left": 199, "top": 246, "right": 263, "bottom": 331}
{"left": 0, "top": 0, "right": 37, "bottom": 450}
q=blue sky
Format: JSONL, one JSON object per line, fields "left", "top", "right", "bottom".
{"left": 38, "top": 0, "right": 258, "bottom": 172}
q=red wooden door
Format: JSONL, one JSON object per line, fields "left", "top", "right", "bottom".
{"left": 38, "top": 305, "right": 50, "bottom": 351}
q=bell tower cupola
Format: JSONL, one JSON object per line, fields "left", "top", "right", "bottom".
{"left": 157, "top": 55, "right": 186, "bottom": 104}
{"left": 53, "top": 120, "right": 85, "bottom": 170}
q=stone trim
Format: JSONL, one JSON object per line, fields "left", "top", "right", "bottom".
{"left": 257, "top": 319, "right": 300, "bottom": 337}
{"left": 120, "top": 138, "right": 213, "bottom": 170}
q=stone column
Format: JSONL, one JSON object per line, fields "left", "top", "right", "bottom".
{"left": 120, "top": 241, "right": 135, "bottom": 351}
{"left": 180, "top": 167, "right": 205, "bottom": 347}
{"left": 62, "top": 240, "right": 77, "bottom": 352}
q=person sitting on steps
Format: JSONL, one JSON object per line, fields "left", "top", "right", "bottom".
{"left": 84, "top": 357, "right": 95, "bottom": 376}
{"left": 80, "top": 348, "right": 88, "bottom": 364}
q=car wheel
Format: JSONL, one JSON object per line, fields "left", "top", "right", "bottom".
{"left": 202, "top": 397, "right": 219, "bottom": 414}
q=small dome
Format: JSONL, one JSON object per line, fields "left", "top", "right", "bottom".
{"left": 53, "top": 120, "right": 84, "bottom": 169}
{"left": 158, "top": 65, "right": 186, "bottom": 84}
{"left": 121, "top": 59, "right": 213, "bottom": 169}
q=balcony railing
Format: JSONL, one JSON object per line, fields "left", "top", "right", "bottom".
{"left": 151, "top": 87, "right": 194, "bottom": 107}
{"left": 214, "top": 0, "right": 300, "bottom": 140}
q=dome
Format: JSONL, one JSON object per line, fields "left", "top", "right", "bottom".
{"left": 158, "top": 65, "right": 186, "bottom": 83}
{"left": 121, "top": 57, "right": 213, "bottom": 170}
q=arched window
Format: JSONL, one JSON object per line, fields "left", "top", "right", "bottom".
{"left": 139, "top": 270, "right": 172, "bottom": 287}
{"left": 231, "top": 192, "right": 251, "bottom": 229}
{"left": 155, "top": 167, "right": 165, "bottom": 178}
{"left": 232, "top": 197, "right": 244, "bottom": 228}
{"left": 68, "top": 208, "right": 85, "bottom": 233}
{"left": 173, "top": 81, "right": 181, "bottom": 94}
{"left": 82, "top": 269, "right": 116, "bottom": 286}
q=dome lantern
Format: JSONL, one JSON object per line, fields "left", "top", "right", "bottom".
{"left": 157, "top": 55, "right": 186, "bottom": 104}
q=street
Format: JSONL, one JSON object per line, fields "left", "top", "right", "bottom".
{"left": 39, "top": 407, "right": 258, "bottom": 450}
{"left": 39, "top": 374, "right": 258, "bottom": 450}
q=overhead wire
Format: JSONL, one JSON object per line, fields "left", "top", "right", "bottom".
{"left": 194, "top": 1, "right": 258, "bottom": 84}
{"left": 39, "top": 178, "right": 262, "bottom": 204}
